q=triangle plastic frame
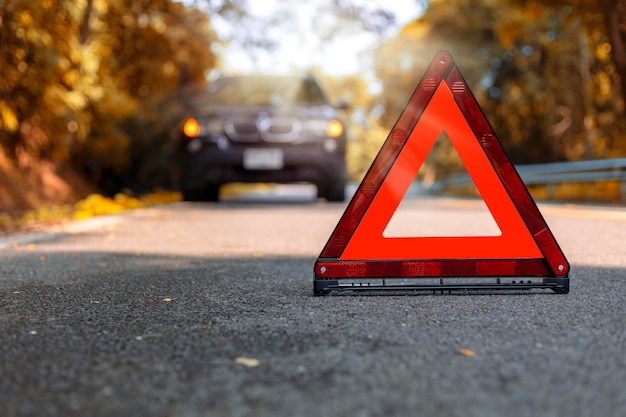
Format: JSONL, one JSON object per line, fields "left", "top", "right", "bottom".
{"left": 314, "top": 51, "right": 569, "bottom": 295}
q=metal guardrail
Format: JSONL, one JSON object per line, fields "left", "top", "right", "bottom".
{"left": 436, "top": 157, "right": 626, "bottom": 201}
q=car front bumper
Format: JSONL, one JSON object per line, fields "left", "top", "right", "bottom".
{"left": 180, "top": 141, "right": 346, "bottom": 190}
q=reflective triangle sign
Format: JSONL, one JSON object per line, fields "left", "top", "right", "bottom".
{"left": 314, "top": 51, "right": 569, "bottom": 295}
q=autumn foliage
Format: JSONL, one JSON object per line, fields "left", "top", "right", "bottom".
{"left": 0, "top": 0, "right": 216, "bottom": 212}
{"left": 1, "top": 0, "right": 626, "bottom": 214}
{"left": 375, "top": 0, "right": 626, "bottom": 170}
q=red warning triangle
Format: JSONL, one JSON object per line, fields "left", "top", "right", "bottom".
{"left": 314, "top": 51, "right": 569, "bottom": 294}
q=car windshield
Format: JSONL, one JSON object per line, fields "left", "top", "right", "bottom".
{"left": 206, "top": 76, "right": 327, "bottom": 106}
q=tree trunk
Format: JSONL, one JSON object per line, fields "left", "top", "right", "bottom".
{"left": 605, "top": 0, "right": 626, "bottom": 108}
{"left": 80, "top": 0, "right": 93, "bottom": 44}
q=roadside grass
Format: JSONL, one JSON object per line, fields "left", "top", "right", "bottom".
{"left": 0, "top": 191, "right": 182, "bottom": 235}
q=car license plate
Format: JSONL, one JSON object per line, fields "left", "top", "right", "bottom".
{"left": 243, "top": 148, "right": 284, "bottom": 170}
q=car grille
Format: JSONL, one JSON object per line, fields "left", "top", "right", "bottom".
{"left": 225, "top": 117, "right": 302, "bottom": 143}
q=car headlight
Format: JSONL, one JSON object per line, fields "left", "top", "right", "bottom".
{"left": 303, "top": 119, "right": 344, "bottom": 138}
{"left": 205, "top": 119, "right": 224, "bottom": 134}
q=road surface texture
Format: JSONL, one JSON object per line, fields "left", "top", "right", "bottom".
{"left": 1, "top": 192, "right": 625, "bottom": 417}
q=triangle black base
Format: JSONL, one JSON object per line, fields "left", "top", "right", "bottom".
{"left": 314, "top": 277, "right": 569, "bottom": 296}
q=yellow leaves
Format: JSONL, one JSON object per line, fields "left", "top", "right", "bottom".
{"left": 496, "top": 17, "right": 525, "bottom": 49}
{"left": 400, "top": 20, "right": 432, "bottom": 39}
{"left": 596, "top": 42, "right": 612, "bottom": 61}
{"left": 64, "top": 91, "right": 89, "bottom": 111}
{"left": 595, "top": 72, "right": 613, "bottom": 100}
{"left": 162, "top": 61, "right": 177, "bottom": 77}
{"left": 0, "top": 102, "right": 19, "bottom": 133}
{"left": 74, "top": 191, "right": 182, "bottom": 220}
{"left": 63, "top": 69, "right": 81, "bottom": 86}
{"left": 235, "top": 357, "right": 261, "bottom": 368}
{"left": 44, "top": 85, "right": 88, "bottom": 115}
{"left": 0, "top": 213, "right": 12, "bottom": 231}
{"left": 114, "top": 193, "right": 143, "bottom": 209}
{"left": 139, "top": 191, "right": 182, "bottom": 206}
{"left": 14, "top": 48, "right": 26, "bottom": 62}
{"left": 93, "top": 0, "right": 109, "bottom": 15}
{"left": 74, "top": 194, "right": 136, "bottom": 219}
{"left": 459, "top": 348, "right": 475, "bottom": 357}
{"left": 18, "top": 11, "right": 35, "bottom": 26}
{"left": 18, "top": 205, "right": 73, "bottom": 226}
{"left": 150, "top": 14, "right": 168, "bottom": 34}
{"left": 15, "top": 11, "right": 53, "bottom": 47}
{"left": 80, "top": 47, "right": 102, "bottom": 75}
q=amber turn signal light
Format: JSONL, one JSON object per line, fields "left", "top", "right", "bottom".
{"left": 326, "top": 119, "right": 344, "bottom": 138}
{"left": 183, "top": 118, "right": 200, "bottom": 137}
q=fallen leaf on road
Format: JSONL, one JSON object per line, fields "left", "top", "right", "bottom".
{"left": 38, "top": 256, "right": 46, "bottom": 262}
{"left": 235, "top": 357, "right": 260, "bottom": 368}
{"left": 459, "top": 348, "right": 475, "bottom": 357}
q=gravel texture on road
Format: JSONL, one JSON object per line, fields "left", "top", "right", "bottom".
{"left": 1, "top": 199, "right": 625, "bottom": 417}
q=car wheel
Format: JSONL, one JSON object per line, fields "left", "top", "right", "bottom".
{"left": 318, "top": 181, "right": 346, "bottom": 202}
{"left": 182, "top": 184, "right": 220, "bottom": 202}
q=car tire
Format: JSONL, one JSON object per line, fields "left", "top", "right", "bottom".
{"left": 318, "top": 181, "right": 346, "bottom": 202}
{"left": 182, "top": 184, "right": 220, "bottom": 202}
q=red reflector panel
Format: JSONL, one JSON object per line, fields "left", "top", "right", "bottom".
{"left": 315, "top": 259, "right": 550, "bottom": 279}
{"left": 314, "top": 51, "right": 569, "bottom": 289}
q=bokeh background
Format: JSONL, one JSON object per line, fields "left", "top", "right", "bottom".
{"left": 1, "top": 0, "right": 625, "bottom": 220}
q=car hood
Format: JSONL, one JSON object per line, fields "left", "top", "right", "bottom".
{"left": 195, "top": 103, "right": 339, "bottom": 120}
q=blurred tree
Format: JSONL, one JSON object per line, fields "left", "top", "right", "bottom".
{"left": 375, "top": 0, "right": 515, "bottom": 129}
{"left": 373, "top": 0, "right": 505, "bottom": 181}
{"left": 0, "top": 0, "right": 106, "bottom": 164}
{"left": 0, "top": 0, "right": 217, "bottom": 195}
{"left": 72, "top": 0, "right": 218, "bottom": 192}
{"left": 489, "top": 1, "right": 626, "bottom": 161}
{"left": 372, "top": 0, "right": 626, "bottom": 185}
{"left": 605, "top": 0, "right": 626, "bottom": 103}
{"left": 502, "top": 0, "right": 626, "bottom": 114}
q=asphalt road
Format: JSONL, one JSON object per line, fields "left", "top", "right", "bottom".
{"left": 1, "top": 190, "right": 625, "bottom": 417}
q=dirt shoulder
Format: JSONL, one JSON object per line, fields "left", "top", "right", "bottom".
{"left": 0, "top": 149, "right": 95, "bottom": 233}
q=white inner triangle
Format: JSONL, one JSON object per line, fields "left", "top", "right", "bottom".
{"left": 382, "top": 196, "right": 502, "bottom": 237}
{"left": 382, "top": 132, "right": 502, "bottom": 238}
